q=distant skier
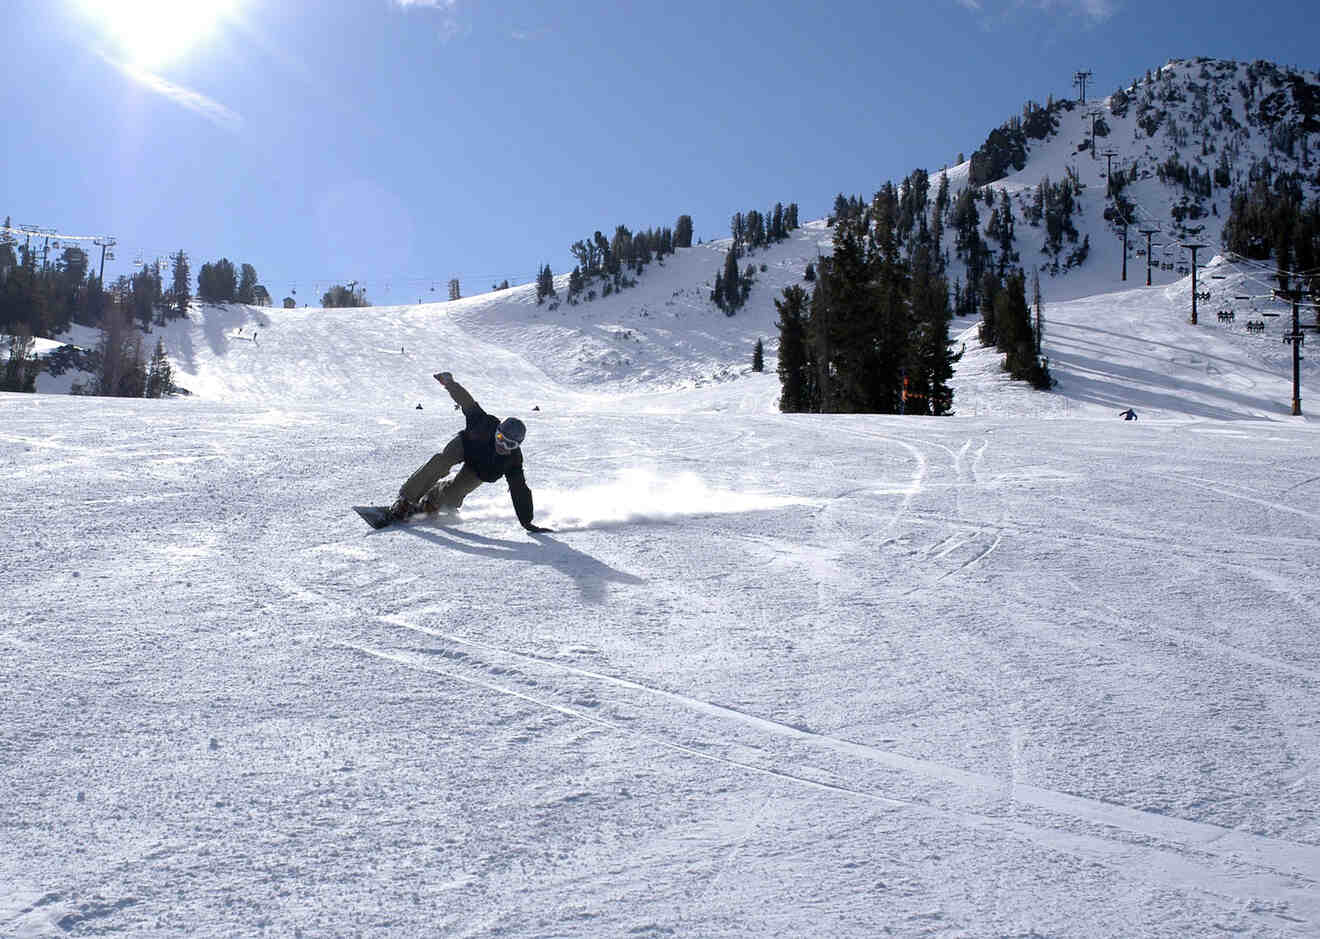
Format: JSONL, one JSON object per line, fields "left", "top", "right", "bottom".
{"left": 1120, "top": 408, "right": 1138, "bottom": 421}
{"left": 388, "top": 372, "right": 552, "bottom": 532}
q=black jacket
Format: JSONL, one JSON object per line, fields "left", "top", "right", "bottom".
{"left": 448, "top": 380, "right": 535, "bottom": 527}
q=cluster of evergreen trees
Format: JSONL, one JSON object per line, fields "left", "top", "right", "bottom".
{"left": 77, "top": 313, "right": 176, "bottom": 398}
{"left": 713, "top": 203, "right": 800, "bottom": 314}
{"left": 946, "top": 180, "right": 1054, "bottom": 388}
{"left": 1222, "top": 171, "right": 1320, "bottom": 300}
{"left": 776, "top": 181, "right": 962, "bottom": 415}
{"left": 535, "top": 264, "right": 556, "bottom": 304}
{"left": 0, "top": 217, "right": 279, "bottom": 396}
{"left": 730, "top": 203, "right": 799, "bottom": 252}
{"left": 564, "top": 218, "right": 688, "bottom": 304}
{"left": 966, "top": 98, "right": 1070, "bottom": 188}
{"left": 712, "top": 243, "right": 755, "bottom": 314}
{"left": 197, "top": 258, "right": 270, "bottom": 306}
{"left": 1157, "top": 155, "right": 1215, "bottom": 198}
{"left": 320, "top": 284, "right": 370, "bottom": 308}
{"left": 1, "top": 219, "right": 273, "bottom": 341}
{"left": 1, "top": 234, "right": 100, "bottom": 338}
{"left": 978, "top": 270, "right": 1053, "bottom": 389}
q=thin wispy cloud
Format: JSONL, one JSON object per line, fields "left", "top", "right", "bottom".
{"left": 393, "top": 0, "right": 467, "bottom": 41}
{"left": 1028, "top": 0, "right": 1119, "bottom": 22}
{"left": 959, "top": 0, "right": 1120, "bottom": 26}
{"left": 101, "top": 53, "right": 244, "bottom": 132}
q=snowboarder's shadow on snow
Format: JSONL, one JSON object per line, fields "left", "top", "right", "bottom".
{"left": 396, "top": 524, "right": 644, "bottom": 603}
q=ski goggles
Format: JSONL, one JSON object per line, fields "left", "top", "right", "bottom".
{"left": 495, "top": 430, "right": 520, "bottom": 453}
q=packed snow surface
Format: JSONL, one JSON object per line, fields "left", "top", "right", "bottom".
{"left": 4, "top": 224, "right": 1320, "bottom": 936}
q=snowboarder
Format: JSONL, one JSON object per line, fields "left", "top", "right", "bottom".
{"left": 389, "top": 372, "right": 552, "bottom": 532}
{"left": 1120, "top": 408, "right": 1138, "bottom": 421}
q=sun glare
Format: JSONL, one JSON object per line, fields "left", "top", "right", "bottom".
{"left": 78, "top": 0, "right": 238, "bottom": 69}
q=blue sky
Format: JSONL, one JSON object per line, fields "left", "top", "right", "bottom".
{"left": 4, "top": 0, "right": 1316, "bottom": 307}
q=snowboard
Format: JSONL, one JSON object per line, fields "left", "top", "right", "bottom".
{"left": 353, "top": 505, "right": 400, "bottom": 530}
{"left": 353, "top": 504, "right": 455, "bottom": 530}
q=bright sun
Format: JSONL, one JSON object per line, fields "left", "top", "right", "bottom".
{"left": 78, "top": 0, "right": 238, "bottom": 69}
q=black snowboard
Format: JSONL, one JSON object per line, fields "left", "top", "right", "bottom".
{"left": 353, "top": 505, "right": 455, "bottom": 530}
{"left": 353, "top": 505, "right": 399, "bottom": 530}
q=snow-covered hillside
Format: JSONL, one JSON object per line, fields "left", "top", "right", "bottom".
{"left": 31, "top": 211, "right": 1309, "bottom": 424}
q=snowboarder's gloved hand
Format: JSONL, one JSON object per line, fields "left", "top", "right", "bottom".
{"left": 523, "top": 523, "right": 553, "bottom": 534}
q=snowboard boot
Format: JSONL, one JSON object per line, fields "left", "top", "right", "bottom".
{"left": 388, "top": 498, "right": 415, "bottom": 521}
{"left": 419, "top": 487, "right": 452, "bottom": 516}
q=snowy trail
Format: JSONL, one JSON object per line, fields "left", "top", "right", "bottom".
{"left": 8, "top": 389, "right": 1319, "bottom": 934}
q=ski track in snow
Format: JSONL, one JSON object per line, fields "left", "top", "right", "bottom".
{"left": 343, "top": 634, "right": 1320, "bottom": 925}
{"left": 370, "top": 612, "right": 1320, "bottom": 889}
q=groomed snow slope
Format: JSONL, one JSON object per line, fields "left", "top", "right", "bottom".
{"left": 5, "top": 221, "right": 1320, "bottom": 936}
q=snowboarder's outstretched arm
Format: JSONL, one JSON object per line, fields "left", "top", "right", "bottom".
{"left": 506, "top": 461, "right": 552, "bottom": 533}
{"left": 434, "top": 372, "right": 477, "bottom": 412}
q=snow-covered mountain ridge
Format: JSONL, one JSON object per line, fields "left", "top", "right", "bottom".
{"left": 940, "top": 57, "right": 1320, "bottom": 301}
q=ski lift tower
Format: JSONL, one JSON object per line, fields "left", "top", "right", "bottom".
{"left": 93, "top": 237, "right": 117, "bottom": 285}
{"left": 1182, "top": 243, "right": 1208, "bottom": 325}
{"left": 1275, "top": 287, "right": 1320, "bottom": 415}
{"left": 1138, "top": 227, "right": 1160, "bottom": 286}
{"left": 1100, "top": 149, "right": 1119, "bottom": 197}
{"left": 1073, "top": 70, "right": 1093, "bottom": 104}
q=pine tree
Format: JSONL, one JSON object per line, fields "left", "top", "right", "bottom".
{"left": 145, "top": 338, "right": 173, "bottom": 398}
{"left": 751, "top": 338, "right": 764, "bottom": 373}
{"left": 907, "top": 225, "right": 960, "bottom": 415}
{"left": 812, "top": 215, "right": 875, "bottom": 411}
{"left": 978, "top": 270, "right": 1001, "bottom": 346}
{"left": 775, "top": 285, "right": 813, "bottom": 412}
{"left": 720, "top": 244, "right": 741, "bottom": 313}
{"left": 536, "top": 264, "right": 556, "bottom": 303}
{"left": 238, "top": 264, "right": 259, "bottom": 304}
{"left": 994, "top": 272, "right": 1049, "bottom": 386}
{"left": 746, "top": 210, "right": 765, "bottom": 249}
{"left": 675, "top": 215, "right": 694, "bottom": 248}
{"left": 197, "top": 259, "right": 237, "bottom": 303}
{"left": 169, "top": 250, "right": 190, "bottom": 318}
{"left": 864, "top": 185, "right": 911, "bottom": 413}
{"left": 322, "top": 285, "right": 370, "bottom": 308}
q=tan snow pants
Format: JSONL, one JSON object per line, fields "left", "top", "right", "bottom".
{"left": 398, "top": 434, "right": 484, "bottom": 510}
